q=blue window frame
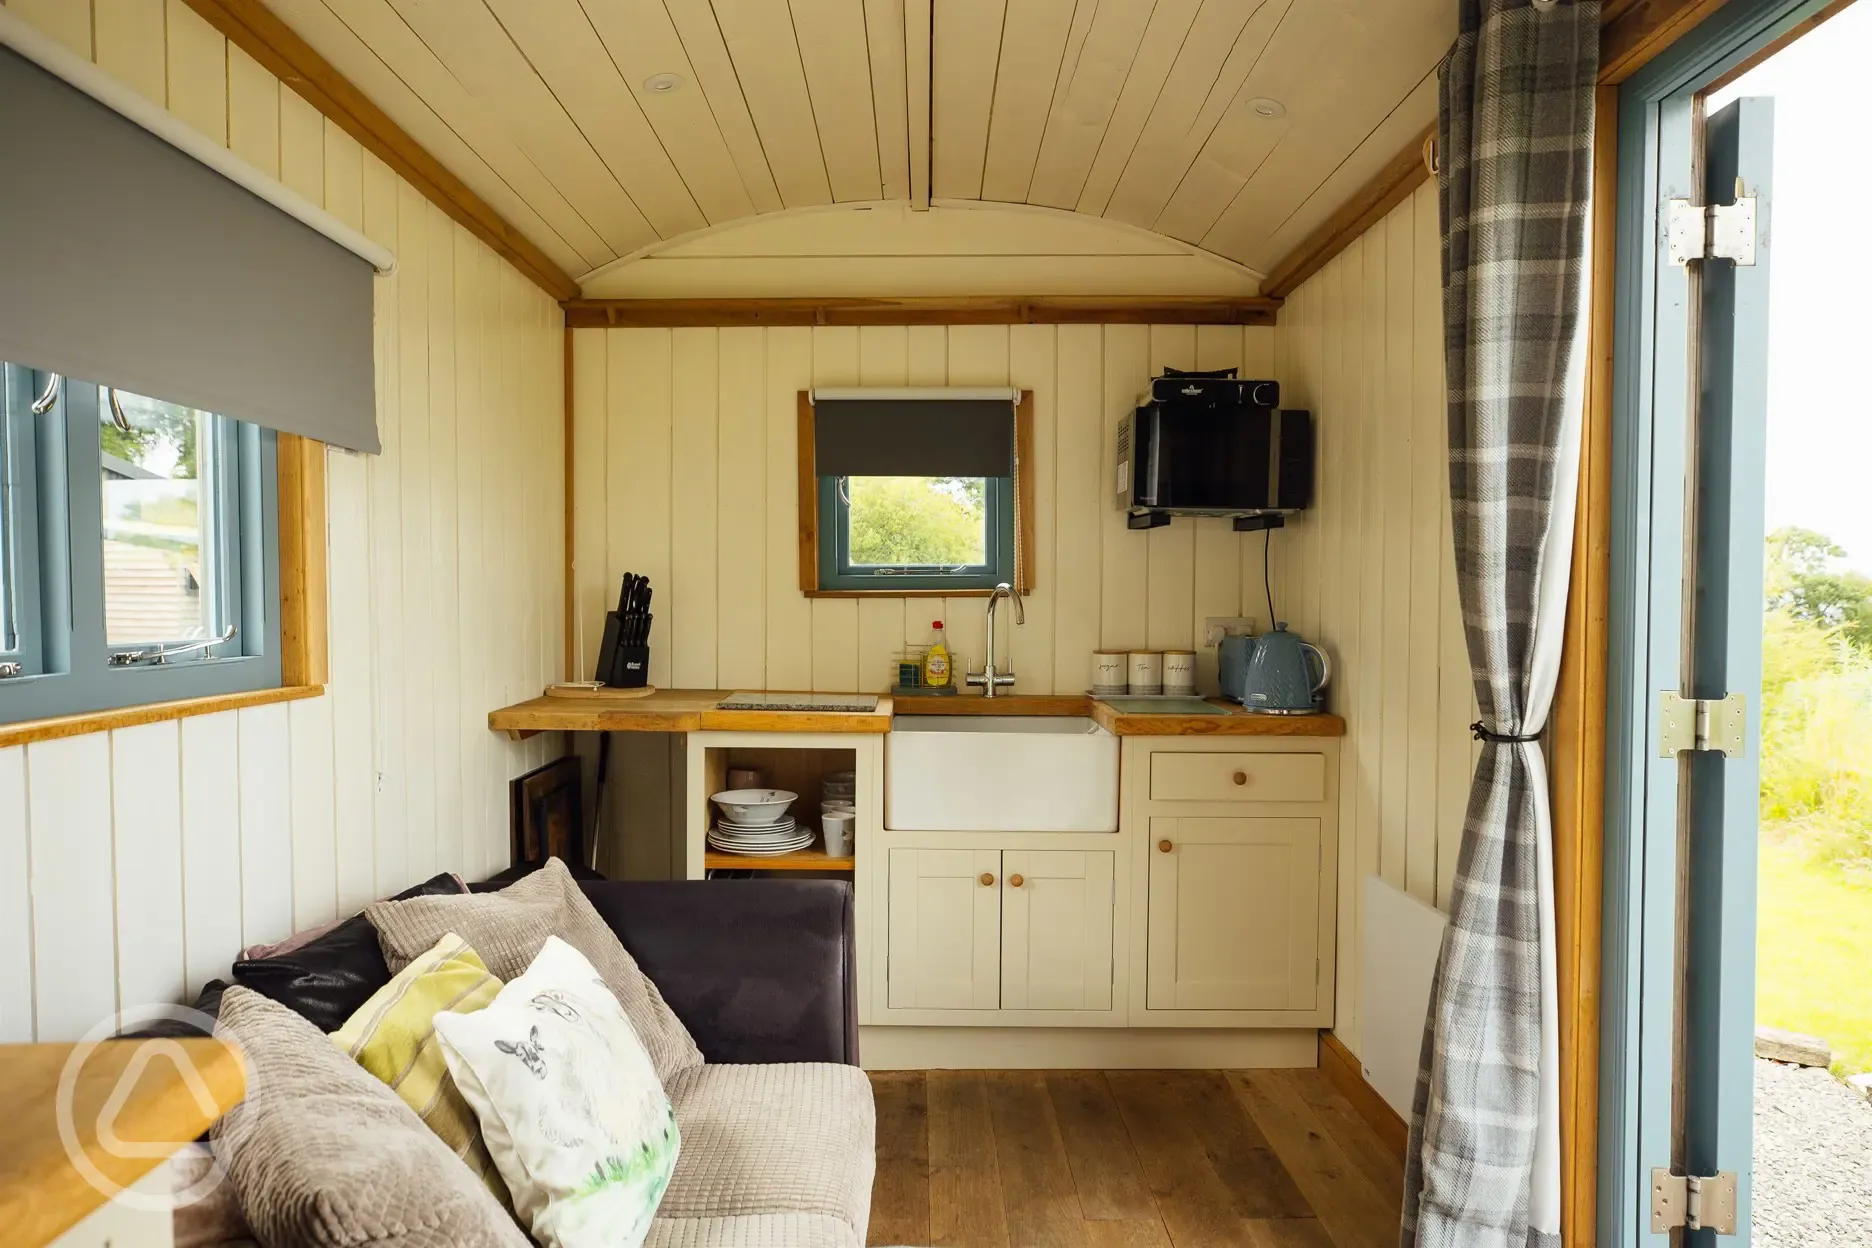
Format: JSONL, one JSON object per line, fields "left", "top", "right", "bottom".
{"left": 816, "top": 473, "right": 1016, "bottom": 592}
{"left": 0, "top": 363, "right": 280, "bottom": 724}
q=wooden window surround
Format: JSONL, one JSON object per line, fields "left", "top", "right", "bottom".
{"left": 796, "top": 390, "right": 1036, "bottom": 598}
{"left": 0, "top": 432, "right": 329, "bottom": 748}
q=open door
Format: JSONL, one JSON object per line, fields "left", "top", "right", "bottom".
{"left": 1667, "top": 94, "right": 1774, "bottom": 1244}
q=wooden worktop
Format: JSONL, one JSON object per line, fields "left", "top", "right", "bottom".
{"left": 492, "top": 688, "right": 1344, "bottom": 738}
{"left": 491, "top": 688, "right": 896, "bottom": 738}
{"left": 3, "top": 1039, "right": 246, "bottom": 1247}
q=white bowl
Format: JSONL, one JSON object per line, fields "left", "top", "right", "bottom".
{"left": 711, "top": 788, "right": 798, "bottom": 825}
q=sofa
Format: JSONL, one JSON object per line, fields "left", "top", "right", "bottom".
{"left": 201, "top": 874, "right": 876, "bottom": 1248}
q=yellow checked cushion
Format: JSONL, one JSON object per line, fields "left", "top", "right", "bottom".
{"left": 332, "top": 931, "right": 509, "bottom": 1204}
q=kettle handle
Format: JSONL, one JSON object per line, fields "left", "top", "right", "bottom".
{"left": 1301, "top": 642, "right": 1331, "bottom": 694}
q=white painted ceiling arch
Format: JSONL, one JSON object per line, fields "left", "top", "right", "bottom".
{"left": 579, "top": 199, "right": 1266, "bottom": 298}
{"left": 259, "top": 0, "right": 1454, "bottom": 292}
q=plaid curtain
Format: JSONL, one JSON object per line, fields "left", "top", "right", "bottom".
{"left": 1402, "top": 2, "right": 1597, "bottom": 1247}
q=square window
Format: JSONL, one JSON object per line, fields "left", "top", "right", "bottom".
{"left": 819, "top": 474, "right": 1015, "bottom": 591}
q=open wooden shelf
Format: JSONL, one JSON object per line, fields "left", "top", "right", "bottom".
{"left": 704, "top": 848, "right": 854, "bottom": 872}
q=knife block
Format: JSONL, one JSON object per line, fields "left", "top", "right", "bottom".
{"left": 595, "top": 610, "right": 651, "bottom": 688}
{"left": 610, "top": 644, "right": 650, "bottom": 688}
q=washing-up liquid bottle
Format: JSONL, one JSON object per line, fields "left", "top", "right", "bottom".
{"left": 923, "top": 620, "right": 952, "bottom": 688}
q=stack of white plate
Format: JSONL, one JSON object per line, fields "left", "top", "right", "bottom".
{"left": 708, "top": 815, "right": 813, "bottom": 856}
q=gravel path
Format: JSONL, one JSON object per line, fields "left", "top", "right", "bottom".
{"left": 1755, "top": 1058, "right": 1872, "bottom": 1246}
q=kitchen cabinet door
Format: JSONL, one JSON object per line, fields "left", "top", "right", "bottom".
{"left": 886, "top": 847, "right": 1001, "bottom": 1010}
{"left": 1001, "top": 850, "right": 1114, "bottom": 1011}
{"left": 1146, "top": 817, "right": 1320, "bottom": 1011}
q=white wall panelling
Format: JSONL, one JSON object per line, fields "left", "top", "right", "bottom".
{"left": 1267, "top": 181, "right": 1477, "bottom": 1060}
{"left": 570, "top": 322, "right": 1285, "bottom": 697}
{"left": 0, "top": 0, "right": 566, "bottom": 1041}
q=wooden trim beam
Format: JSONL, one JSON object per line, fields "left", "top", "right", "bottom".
{"left": 563, "top": 330, "right": 577, "bottom": 680}
{"left": 179, "top": 0, "right": 580, "bottom": 302}
{"left": 1599, "top": 0, "right": 1736, "bottom": 83}
{"left": 0, "top": 684, "right": 322, "bottom": 751}
{"left": 1260, "top": 125, "right": 1436, "bottom": 301}
{"left": 564, "top": 297, "right": 1281, "bottom": 329}
{"left": 276, "top": 433, "right": 329, "bottom": 687}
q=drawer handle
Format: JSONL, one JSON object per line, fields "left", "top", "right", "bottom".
{"left": 1008, "top": 874, "right": 1024, "bottom": 888}
{"left": 1232, "top": 770, "right": 1249, "bottom": 786}
{"left": 979, "top": 872, "right": 995, "bottom": 887}
{"left": 1158, "top": 839, "right": 1173, "bottom": 853}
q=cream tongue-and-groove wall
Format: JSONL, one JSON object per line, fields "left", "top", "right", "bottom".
{"left": 0, "top": 0, "right": 566, "bottom": 1043}
{"left": 1268, "top": 179, "right": 1479, "bottom": 1059}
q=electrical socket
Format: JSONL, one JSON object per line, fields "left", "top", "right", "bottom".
{"left": 1202, "top": 616, "right": 1256, "bottom": 647}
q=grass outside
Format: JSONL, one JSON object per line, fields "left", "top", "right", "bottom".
{"left": 1757, "top": 831, "right": 1872, "bottom": 1075}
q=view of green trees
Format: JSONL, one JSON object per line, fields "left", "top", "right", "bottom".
{"left": 1758, "top": 526, "right": 1872, "bottom": 1074}
{"left": 1761, "top": 526, "right": 1872, "bottom": 868}
{"left": 846, "top": 476, "right": 986, "bottom": 567}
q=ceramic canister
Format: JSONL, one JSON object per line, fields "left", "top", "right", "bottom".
{"left": 1162, "top": 650, "right": 1197, "bottom": 694}
{"left": 1128, "top": 650, "right": 1163, "bottom": 695}
{"left": 1091, "top": 650, "right": 1128, "bottom": 691}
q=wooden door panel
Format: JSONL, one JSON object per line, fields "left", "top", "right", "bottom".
{"left": 1002, "top": 850, "right": 1114, "bottom": 1011}
{"left": 1146, "top": 817, "right": 1320, "bottom": 1011}
{"left": 886, "top": 847, "right": 1000, "bottom": 1010}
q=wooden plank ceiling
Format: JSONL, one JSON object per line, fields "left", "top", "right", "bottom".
{"left": 261, "top": 0, "right": 1452, "bottom": 289}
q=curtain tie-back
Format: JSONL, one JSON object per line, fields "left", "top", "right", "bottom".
{"left": 1469, "top": 721, "right": 1541, "bottom": 744}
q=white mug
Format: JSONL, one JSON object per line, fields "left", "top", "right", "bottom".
{"left": 1162, "top": 650, "right": 1197, "bottom": 694}
{"left": 1128, "top": 651, "right": 1163, "bottom": 694}
{"left": 1091, "top": 650, "right": 1128, "bottom": 690}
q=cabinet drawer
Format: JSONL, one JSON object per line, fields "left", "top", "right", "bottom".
{"left": 1149, "top": 751, "right": 1326, "bottom": 803}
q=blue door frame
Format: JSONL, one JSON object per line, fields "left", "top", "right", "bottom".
{"left": 1601, "top": 1, "right": 1830, "bottom": 1243}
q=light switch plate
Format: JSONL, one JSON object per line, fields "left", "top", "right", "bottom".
{"left": 1202, "top": 616, "right": 1256, "bottom": 647}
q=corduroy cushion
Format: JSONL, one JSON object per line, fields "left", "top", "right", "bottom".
{"left": 367, "top": 858, "right": 702, "bottom": 1082}
{"left": 211, "top": 987, "right": 528, "bottom": 1248}
{"left": 657, "top": 1063, "right": 874, "bottom": 1243}
{"left": 331, "top": 932, "right": 508, "bottom": 1204}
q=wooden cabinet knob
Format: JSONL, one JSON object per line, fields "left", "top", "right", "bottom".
{"left": 1232, "top": 770, "right": 1249, "bottom": 786}
{"left": 979, "top": 872, "right": 995, "bottom": 887}
{"left": 1008, "top": 874, "right": 1024, "bottom": 888}
{"left": 1158, "top": 839, "right": 1173, "bottom": 853}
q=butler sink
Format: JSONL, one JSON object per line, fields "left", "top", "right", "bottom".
{"left": 885, "top": 716, "right": 1118, "bottom": 832}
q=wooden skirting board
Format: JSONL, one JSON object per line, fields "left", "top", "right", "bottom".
{"left": 1319, "top": 1031, "right": 1409, "bottom": 1161}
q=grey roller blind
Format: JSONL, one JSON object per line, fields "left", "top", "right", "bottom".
{"left": 0, "top": 46, "right": 380, "bottom": 453}
{"left": 814, "top": 398, "right": 1013, "bottom": 477}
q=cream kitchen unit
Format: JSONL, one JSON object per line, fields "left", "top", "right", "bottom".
{"left": 861, "top": 718, "right": 1341, "bottom": 1070}
{"left": 562, "top": 692, "right": 1348, "bottom": 1069}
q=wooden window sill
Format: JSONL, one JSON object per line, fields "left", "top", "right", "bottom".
{"left": 0, "top": 683, "right": 323, "bottom": 750}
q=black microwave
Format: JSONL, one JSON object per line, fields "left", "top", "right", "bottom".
{"left": 1115, "top": 396, "right": 1314, "bottom": 524}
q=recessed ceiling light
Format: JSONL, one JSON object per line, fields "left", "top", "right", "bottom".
{"left": 644, "top": 73, "right": 683, "bottom": 94}
{"left": 1247, "top": 97, "right": 1286, "bottom": 119}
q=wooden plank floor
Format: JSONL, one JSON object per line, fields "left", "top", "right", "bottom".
{"left": 867, "top": 1069, "right": 1404, "bottom": 1248}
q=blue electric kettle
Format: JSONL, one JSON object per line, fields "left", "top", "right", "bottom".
{"left": 1238, "top": 623, "right": 1330, "bottom": 714}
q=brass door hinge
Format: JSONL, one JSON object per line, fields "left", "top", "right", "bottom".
{"left": 1658, "top": 692, "right": 1746, "bottom": 757}
{"left": 1651, "top": 1169, "right": 1738, "bottom": 1235}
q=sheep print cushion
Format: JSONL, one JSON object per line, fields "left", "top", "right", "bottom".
{"left": 432, "top": 936, "right": 679, "bottom": 1248}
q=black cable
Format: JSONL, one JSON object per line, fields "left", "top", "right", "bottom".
{"left": 1263, "top": 528, "right": 1276, "bottom": 628}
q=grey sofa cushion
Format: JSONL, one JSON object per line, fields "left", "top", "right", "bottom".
{"left": 367, "top": 857, "right": 703, "bottom": 1082}
{"left": 210, "top": 986, "right": 528, "bottom": 1248}
{"left": 659, "top": 1063, "right": 875, "bottom": 1244}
